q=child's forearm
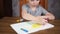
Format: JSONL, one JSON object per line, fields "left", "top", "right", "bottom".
{"left": 22, "top": 10, "right": 37, "bottom": 21}
{"left": 22, "top": 13, "right": 37, "bottom": 21}
{"left": 37, "top": 12, "right": 55, "bottom": 20}
{"left": 37, "top": 15, "right": 55, "bottom": 20}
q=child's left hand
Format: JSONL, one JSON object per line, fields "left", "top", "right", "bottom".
{"left": 32, "top": 17, "right": 48, "bottom": 25}
{"left": 35, "top": 16, "right": 49, "bottom": 24}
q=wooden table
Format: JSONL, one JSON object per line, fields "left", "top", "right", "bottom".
{"left": 0, "top": 17, "right": 60, "bottom": 34}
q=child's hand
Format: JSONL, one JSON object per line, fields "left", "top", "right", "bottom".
{"left": 33, "top": 17, "right": 48, "bottom": 25}
{"left": 36, "top": 19, "right": 48, "bottom": 25}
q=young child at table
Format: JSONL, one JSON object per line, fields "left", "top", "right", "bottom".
{"left": 22, "top": 0, "right": 55, "bottom": 24}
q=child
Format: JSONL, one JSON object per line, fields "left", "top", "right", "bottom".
{"left": 22, "top": 0, "right": 55, "bottom": 24}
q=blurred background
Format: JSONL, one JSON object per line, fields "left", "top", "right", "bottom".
{"left": 0, "top": 0, "right": 60, "bottom": 19}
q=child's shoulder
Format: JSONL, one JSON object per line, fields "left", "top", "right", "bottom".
{"left": 39, "top": 5, "right": 43, "bottom": 7}
{"left": 22, "top": 4, "right": 28, "bottom": 7}
{"left": 22, "top": 4, "right": 29, "bottom": 10}
{"left": 39, "top": 5, "right": 43, "bottom": 8}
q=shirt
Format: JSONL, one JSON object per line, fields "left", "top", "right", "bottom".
{"left": 22, "top": 4, "right": 48, "bottom": 16}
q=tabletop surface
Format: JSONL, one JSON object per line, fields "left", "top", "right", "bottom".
{"left": 0, "top": 17, "right": 60, "bottom": 34}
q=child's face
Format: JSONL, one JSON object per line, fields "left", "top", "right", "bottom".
{"left": 28, "top": 0, "right": 40, "bottom": 6}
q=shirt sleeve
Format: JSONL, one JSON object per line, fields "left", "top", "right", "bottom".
{"left": 41, "top": 7, "right": 48, "bottom": 15}
{"left": 22, "top": 4, "right": 27, "bottom": 10}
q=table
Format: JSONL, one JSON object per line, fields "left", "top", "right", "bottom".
{"left": 0, "top": 17, "right": 60, "bottom": 34}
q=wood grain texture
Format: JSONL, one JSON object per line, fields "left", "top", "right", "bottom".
{"left": 0, "top": 17, "right": 60, "bottom": 34}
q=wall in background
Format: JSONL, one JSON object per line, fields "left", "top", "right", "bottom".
{"left": 48, "top": 0, "right": 60, "bottom": 19}
{"left": 12, "top": 0, "right": 20, "bottom": 17}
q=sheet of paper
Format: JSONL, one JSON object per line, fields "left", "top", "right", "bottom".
{"left": 10, "top": 21, "right": 54, "bottom": 34}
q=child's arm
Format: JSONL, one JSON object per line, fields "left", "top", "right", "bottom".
{"left": 22, "top": 5, "right": 38, "bottom": 21}
{"left": 37, "top": 12, "right": 55, "bottom": 20}
{"left": 22, "top": 9, "right": 48, "bottom": 24}
{"left": 37, "top": 7, "right": 55, "bottom": 20}
{"left": 22, "top": 9, "right": 38, "bottom": 21}
{"left": 22, "top": 9, "right": 51, "bottom": 25}
{"left": 45, "top": 12, "right": 55, "bottom": 20}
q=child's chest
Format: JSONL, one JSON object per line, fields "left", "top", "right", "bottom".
{"left": 27, "top": 7, "right": 43, "bottom": 16}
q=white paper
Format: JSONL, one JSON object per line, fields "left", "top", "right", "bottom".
{"left": 10, "top": 21, "right": 54, "bottom": 34}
